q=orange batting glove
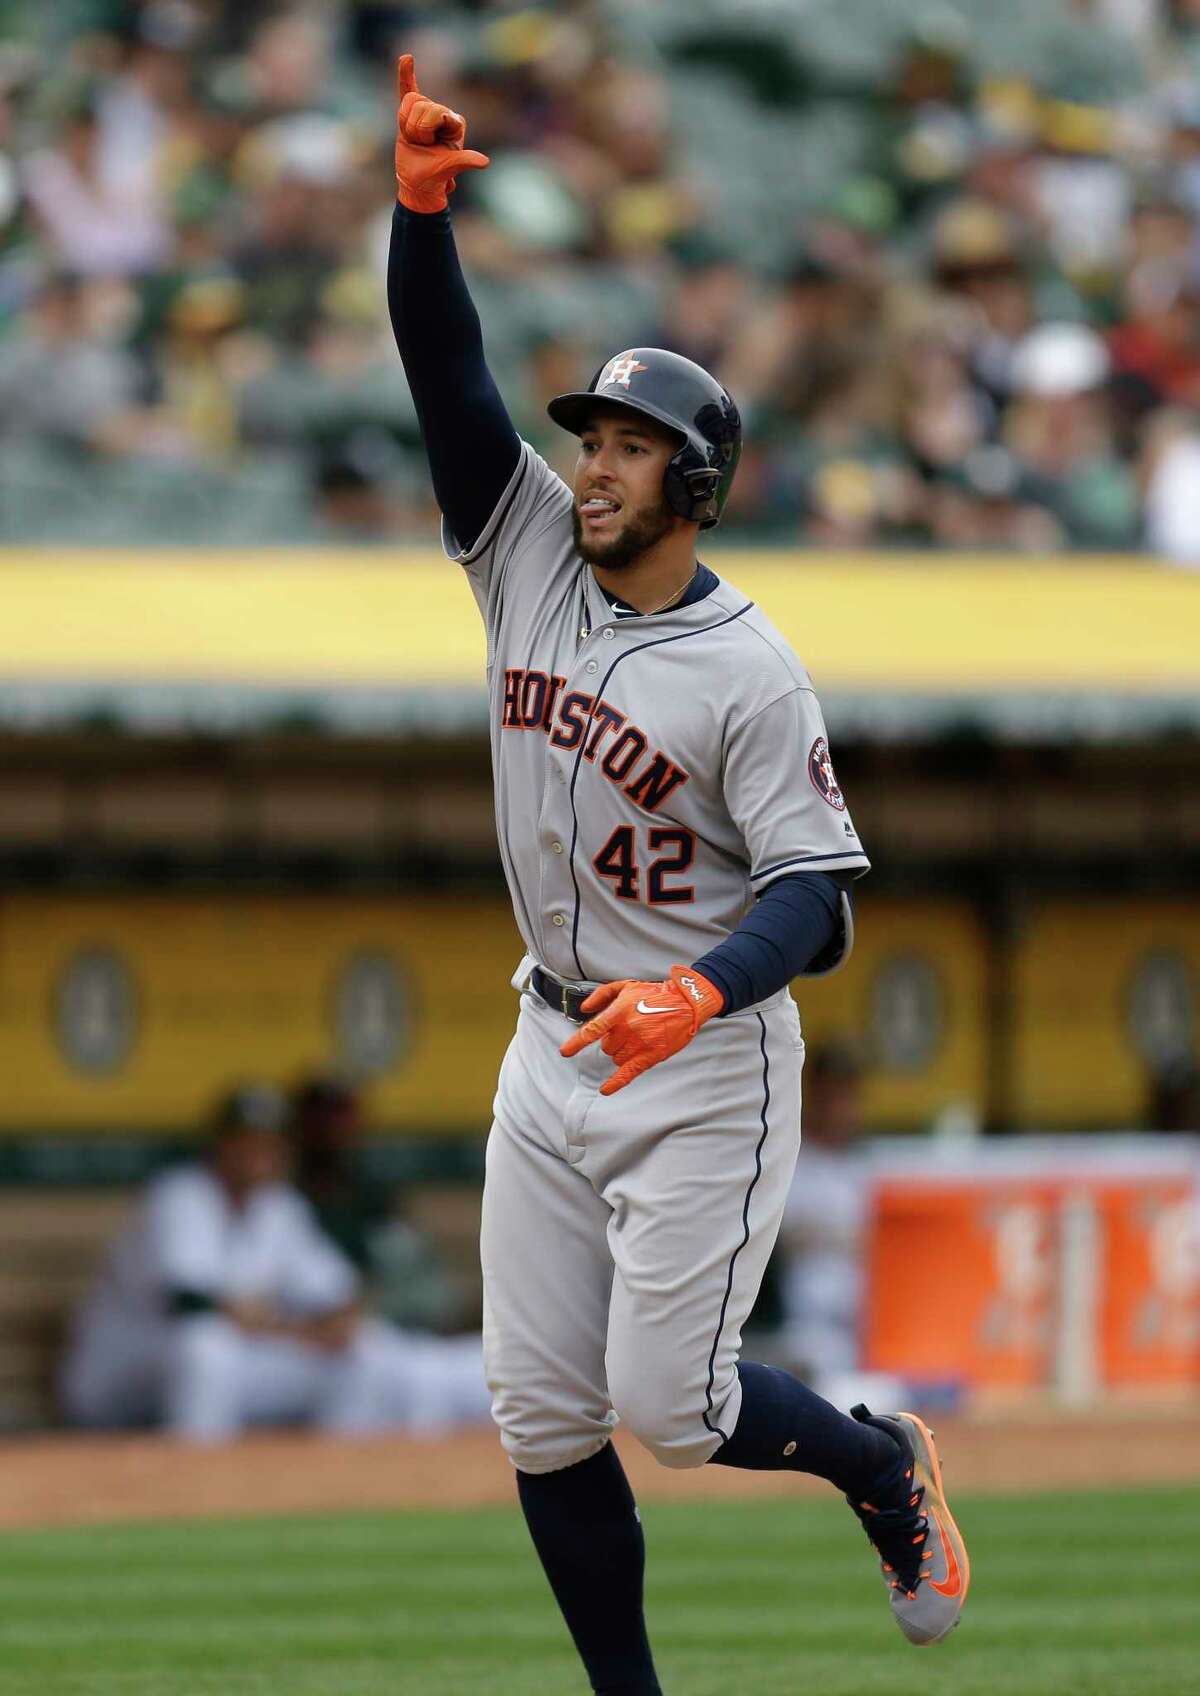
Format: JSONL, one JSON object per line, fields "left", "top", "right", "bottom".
{"left": 394, "top": 53, "right": 489, "bottom": 213}
{"left": 559, "top": 965, "right": 725, "bottom": 1096}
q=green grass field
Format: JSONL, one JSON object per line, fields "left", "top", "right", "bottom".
{"left": 0, "top": 1487, "right": 1196, "bottom": 1696}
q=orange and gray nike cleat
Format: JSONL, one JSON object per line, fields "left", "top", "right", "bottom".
{"left": 846, "top": 1404, "right": 971, "bottom": 1645}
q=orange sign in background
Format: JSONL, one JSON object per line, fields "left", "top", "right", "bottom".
{"left": 865, "top": 1167, "right": 1199, "bottom": 1393}
{"left": 864, "top": 1181, "right": 1059, "bottom": 1390}
{"left": 1099, "top": 1181, "right": 1199, "bottom": 1386}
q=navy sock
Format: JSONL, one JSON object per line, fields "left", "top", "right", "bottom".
{"left": 516, "top": 1444, "right": 661, "bottom": 1696}
{"left": 708, "top": 1362, "right": 903, "bottom": 1499}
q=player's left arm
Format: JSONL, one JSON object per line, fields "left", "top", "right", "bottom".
{"left": 716, "top": 681, "right": 869, "bottom": 982}
{"left": 558, "top": 874, "right": 846, "bottom": 1094}
{"left": 692, "top": 868, "right": 851, "bottom": 1013}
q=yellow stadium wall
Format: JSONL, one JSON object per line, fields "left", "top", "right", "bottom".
{"left": 0, "top": 551, "right": 1196, "bottom": 694}
{"left": 2, "top": 890, "right": 1193, "bottom": 1135}
{"left": 1011, "top": 899, "right": 1200, "bottom": 1125}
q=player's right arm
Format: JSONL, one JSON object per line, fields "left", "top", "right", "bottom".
{"left": 387, "top": 54, "right": 520, "bottom": 557}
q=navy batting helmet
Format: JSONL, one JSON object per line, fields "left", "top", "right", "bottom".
{"left": 547, "top": 347, "right": 742, "bottom": 530}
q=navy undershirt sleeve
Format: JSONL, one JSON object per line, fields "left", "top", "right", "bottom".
{"left": 387, "top": 203, "right": 521, "bottom": 553}
{"left": 693, "top": 872, "right": 846, "bottom": 1015}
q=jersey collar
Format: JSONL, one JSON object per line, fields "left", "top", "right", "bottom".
{"left": 589, "top": 562, "right": 720, "bottom": 624}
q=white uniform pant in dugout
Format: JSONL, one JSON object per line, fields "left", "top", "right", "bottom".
{"left": 62, "top": 1313, "right": 490, "bottom": 1441}
{"left": 482, "top": 987, "right": 803, "bottom": 1474}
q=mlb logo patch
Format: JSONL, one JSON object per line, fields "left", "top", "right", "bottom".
{"left": 808, "top": 736, "right": 846, "bottom": 810}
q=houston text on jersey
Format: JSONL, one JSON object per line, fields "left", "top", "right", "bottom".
{"left": 501, "top": 667, "right": 690, "bottom": 812}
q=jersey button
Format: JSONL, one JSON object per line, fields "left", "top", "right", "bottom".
{"left": 602, "top": 628, "right": 615, "bottom": 640}
{"left": 551, "top": 913, "right": 566, "bottom": 927}
{"left": 551, "top": 841, "right": 564, "bottom": 854}
{"left": 585, "top": 659, "right": 599, "bottom": 674}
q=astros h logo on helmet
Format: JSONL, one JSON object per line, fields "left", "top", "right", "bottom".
{"left": 601, "top": 352, "right": 648, "bottom": 390}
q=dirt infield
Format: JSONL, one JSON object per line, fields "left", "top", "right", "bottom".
{"left": 2, "top": 1404, "right": 1198, "bottom": 1530}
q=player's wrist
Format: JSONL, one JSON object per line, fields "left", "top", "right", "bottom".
{"left": 669, "top": 964, "right": 724, "bottom": 1026}
{"left": 396, "top": 180, "right": 451, "bottom": 213}
{"left": 686, "top": 957, "right": 734, "bottom": 1017}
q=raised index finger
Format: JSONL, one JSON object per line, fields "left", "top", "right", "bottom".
{"left": 397, "top": 53, "right": 420, "bottom": 99}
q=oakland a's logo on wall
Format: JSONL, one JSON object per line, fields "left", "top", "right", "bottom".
{"left": 808, "top": 736, "right": 846, "bottom": 810}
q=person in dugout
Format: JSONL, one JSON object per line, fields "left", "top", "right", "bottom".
{"left": 61, "top": 1083, "right": 490, "bottom": 1441}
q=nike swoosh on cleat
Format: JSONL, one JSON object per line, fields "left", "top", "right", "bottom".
{"left": 635, "top": 1001, "right": 675, "bottom": 1015}
{"left": 928, "top": 1506, "right": 963, "bottom": 1598}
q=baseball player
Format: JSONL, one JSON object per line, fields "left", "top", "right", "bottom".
{"left": 388, "top": 56, "right": 969, "bottom": 1691}
{"left": 62, "top": 1084, "right": 375, "bottom": 1441}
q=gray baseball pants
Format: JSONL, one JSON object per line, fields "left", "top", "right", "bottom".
{"left": 481, "top": 986, "right": 803, "bottom": 1474}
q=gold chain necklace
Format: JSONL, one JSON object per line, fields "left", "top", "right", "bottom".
{"left": 579, "top": 566, "right": 697, "bottom": 641}
{"left": 641, "top": 566, "right": 698, "bottom": 616}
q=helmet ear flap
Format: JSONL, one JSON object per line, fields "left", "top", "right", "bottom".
{"left": 664, "top": 448, "right": 722, "bottom": 526}
{"left": 682, "top": 465, "right": 721, "bottom": 522}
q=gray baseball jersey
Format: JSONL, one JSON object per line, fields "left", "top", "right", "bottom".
{"left": 445, "top": 440, "right": 870, "bottom": 990}
{"left": 447, "top": 439, "right": 870, "bottom": 1475}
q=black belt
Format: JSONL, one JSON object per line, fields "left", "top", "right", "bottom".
{"left": 531, "top": 967, "right": 593, "bottom": 1024}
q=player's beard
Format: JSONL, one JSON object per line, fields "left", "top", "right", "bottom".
{"left": 572, "top": 496, "right": 676, "bottom": 572}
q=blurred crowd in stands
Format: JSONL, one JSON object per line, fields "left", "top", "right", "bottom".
{"left": 4, "top": 0, "right": 1200, "bottom": 556}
